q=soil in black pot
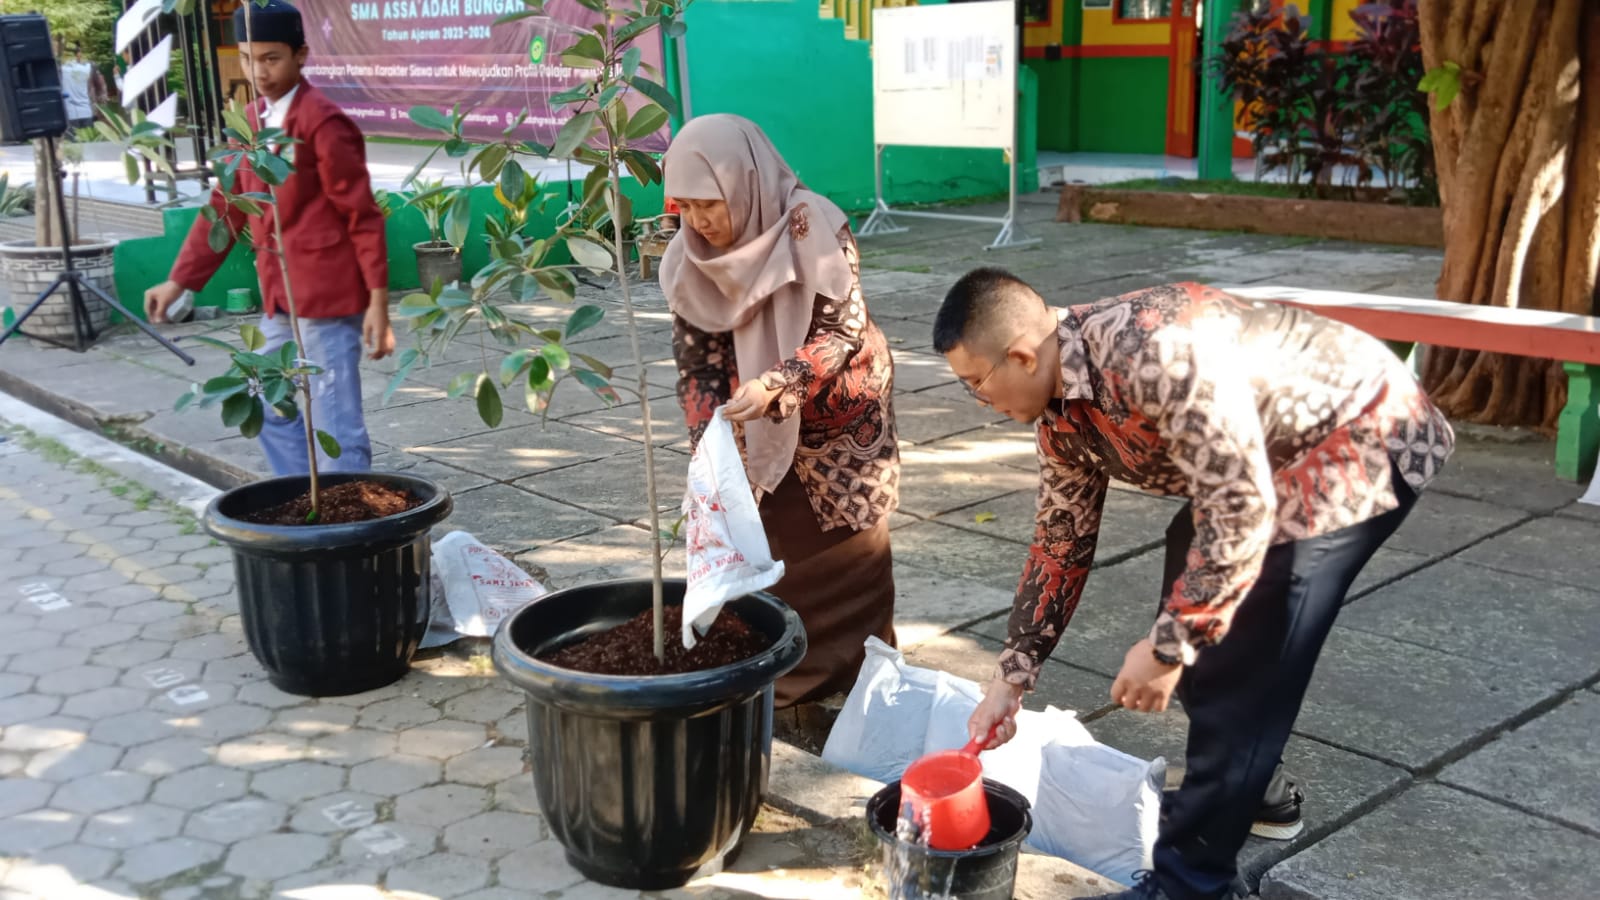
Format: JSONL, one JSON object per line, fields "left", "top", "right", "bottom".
{"left": 541, "top": 605, "right": 771, "bottom": 676}
{"left": 244, "top": 481, "right": 422, "bottom": 526}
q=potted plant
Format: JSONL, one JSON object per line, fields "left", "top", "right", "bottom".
{"left": 387, "top": 0, "right": 805, "bottom": 888}
{"left": 403, "top": 176, "right": 466, "bottom": 291}
{"left": 109, "top": 0, "right": 452, "bottom": 697}
{"left": 0, "top": 127, "right": 119, "bottom": 343}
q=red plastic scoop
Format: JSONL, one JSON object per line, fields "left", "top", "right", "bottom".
{"left": 900, "top": 724, "right": 998, "bottom": 850}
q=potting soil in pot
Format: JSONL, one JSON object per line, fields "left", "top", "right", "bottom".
{"left": 244, "top": 480, "right": 421, "bottom": 526}
{"left": 540, "top": 604, "right": 770, "bottom": 675}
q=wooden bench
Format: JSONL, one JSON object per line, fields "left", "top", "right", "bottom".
{"left": 1222, "top": 286, "right": 1600, "bottom": 483}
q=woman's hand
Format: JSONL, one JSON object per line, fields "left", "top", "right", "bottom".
{"left": 968, "top": 677, "right": 1024, "bottom": 750}
{"left": 723, "top": 378, "right": 782, "bottom": 422}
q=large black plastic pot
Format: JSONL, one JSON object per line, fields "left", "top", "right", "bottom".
{"left": 493, "top": 578, "right": 806, "bottom": 890}
{"left": 868, "top": 778, "right": 1033, "bottom": 900}
{"left": 203, "top": 471, "right": 452, "bottom": 696}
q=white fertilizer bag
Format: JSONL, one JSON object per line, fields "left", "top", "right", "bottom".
{"left": 423, "top": 531, "right": 548, "bottom": 648}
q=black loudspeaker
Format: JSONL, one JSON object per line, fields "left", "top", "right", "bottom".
{"left": 0, "top": 14, "right": 68, "bottom": 142}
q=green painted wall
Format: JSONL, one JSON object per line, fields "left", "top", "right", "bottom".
{"left": 1028, "top": 58, "right": 1079, "bottom": 151}
{"left": 112, "top": 177, "right": 664, "bottom": 319}
{"left": 681, "top": 0, "right": 1037, "bottom": 213}
{"left": 1074, "top": 56, "right": 1168, "bottom": 154}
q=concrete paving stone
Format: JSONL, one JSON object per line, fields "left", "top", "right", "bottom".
{"left": 7, "top": 644, "right": 90, "bottom": 676}
{"left": 440, "top": 483, "right": 613, "bottom": 555}
{"left": 35, "top": 663, "right": 119, "bottom": 696}
{"left": 138, "top": 615, "right": 212, "bottom": 646}
{"left": 395, "top": 783, "right": 491, "bottom": 828}
{"left": 384, "top": 851, "right": 491, "bottom": 898}
{"left": 514, "top": 447, "right": 688, "bottom": 523}
{"left": 399, "top": 661, "right": 493, "bottom": 703}
{"left": 269, "top": 864, "right": 385, "bottom": 898}
{"left": 223, "top": 832, "right": 333, "bottom": 880}
{"left": 25, "top": 738, "right": 120, "bottom": 784}
{"left": 289, "top": 791, "right": 384, "bottom": 834}
{"left": 0, "top": 777, "right": 54, "bottom": 818}
{"left": 185, "top": 797, "right": 290, "bottom": 844}
{"left": 0, "top": 808, "right": 82, "bottom": 855}
{"left": 1385, "top": 491, "right": 1528, "bottom": 557}
{"left": 1, "top": 715, "right": 90, "bottom": 752}
{"left": 891, "top": 520, "right": 1033, "bottom": 593}
{"left": 50, "top": 769, "right": 152, "bottom": 817}
{"left": 115, "top": 836, "right": 226, "bottom": 886}
{"left": 27, "top": 605, "right": 112, "bottom": 638}
{"left": 892, "top": 392, "right": 1015, "bottom": 445}
{"left": 96, "top": 639, "right": 174, "bottom": 670}
{"left": 1294, "top": 625, "right": 1564, "bottom": 771}
{"left": 211, "top": 731, "right": 310, "bottom": 769}
{"left": 1340, "top": 560, "right": 1600, "bottom": 684}
{"left": 508, "top": 522, "right": 660, "bottom": 589}
{"left": 236, "top": 680, "right": 306, "bottom": 710}
{"left": 272, "top": 704, "right": 358, "bottom": 736}
{"left": 491, "top": 773, "right": 539, "bottom": 816}
{"left": 457, "top": 889, "right": 527, "bottom": 900}
{"left": 338, "top": 821, "right": 440, "bottom": 866}
{"left": 902, "top": 631, "right": 1116, "bottom": 717}
{"left": 167, "top": 632, "right": 247, "bottom": 662}
{"left": 0, "top": 628, "right": 58, "bottom": 657}
{"left": 492, "top": 709, "right": 528, "bottom": 745}
{"left": 0, "top": 672, "right": 28, "bottom": 700}
{"left": 970, "top": 549, "right": 1165, "bottom": 681}
{"left": 365, "top": 447, "right": 495, "bottom": 496}
{"left": 118, "top": 735, "right": 214, "bottom": 777}
{"left": 112, "top": 599, "right": 184, "bottom": 625}
{"left": 27, "top": 541, "right": 88, "bottom": 565}
{"left": 560, "top": 394, "right": 689, "bottom": 448}
{"left": 152, "top": 764, "right": 250, "bottom": 809}
{"left": 149, "top": 679, "right": 237, "bottom": 715}
{"left": 357, "top": 696, "right": 442, "bottom": 732}
{"left": 1260, "top": 783, "right": 1598, "bottom": 900}
{"left": 79, "top": 802, "right": 184, "bottom": 848}
{"left": 1429, "top": 438, "right": 1583, "bottom": 513}
{"left": 250, "top": 761, "right": 347, "bottom": 804}
{"left": 368, "top": 395, "right": 539, "bottom": 451}
{"left": 1440, "top": 690, "right": 1600, "bottom": 833}
{"left": 889, "top": 349, "right": 956, "bottom": 392}
{"left": 410, "top": 419, "right": 643, "bottom": 483}
{"left": 88, "top": 584, "right": 164, "bottom": 611}
{"left": 349, "top": 754, "right": 442, "bottom": 796}
{"left": 0, "top": 693, "right": 61, "bottom": 726}
{"left": 397, "top": 718, "right": 489, "bottom": 760}
{"left": 15, "top": 843, "right": 118, "bottom": 886}
{"left": 444, "top": 746, "right": 527, "bottom": 787}
{"left": 43, "top": 556, "right": 111, "bottom": 579}
{"left": 308, "top": 728, "right": 399, "bottom": 765}
{"left": 89, "top": 709, "right": 178, "bottom": 748}
{"left": 167, "top": 701, "right": 271, "bottom": 743}
{"left": 1345, "top": 545, "right": 1431, "bottom": 600}
{"left": 895, "top": 443, "right": 1039, "bottom": 519}
{"left": 890, "top": 562, "right": 1016, "bottom": 648}
{"left": 443, "top": 810, "right": 545, "bottom": 859}
{"left": 441, "top": 686, "right": 524, "bottom": 725}
{"left": 937, "top": 486, "right": 1180, "bottom": 565}
{"left": 1555, "top": 497, "right": 1600, "bottom": 523}
{"left": 1459, "top": 516, "right": 1600, "bottom": 594}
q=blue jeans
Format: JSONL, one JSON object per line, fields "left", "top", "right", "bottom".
{"left": 255, "top": 312, "right": 371, "bottom": 476}
{"left": 1152, "top": 466, "right": 1418, "bottom": 900}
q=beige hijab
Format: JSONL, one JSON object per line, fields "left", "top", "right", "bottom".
{"left": 661, "top": 114, "right": 853, "bottom": 495}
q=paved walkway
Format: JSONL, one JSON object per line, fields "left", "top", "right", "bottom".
{"left": 1, "top": 196, "right": 1597, "bottom": 898}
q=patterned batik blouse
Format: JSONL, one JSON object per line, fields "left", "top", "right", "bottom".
{"left": 998, "top": 282, "right": 1455, "bottom": 690}
{"left": 672, "top": 225, "right": 899, "bottom": 532}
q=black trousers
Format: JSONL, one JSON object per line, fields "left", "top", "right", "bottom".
{"left": 1153, "top": 467, "right": 1418, "bottom": 900}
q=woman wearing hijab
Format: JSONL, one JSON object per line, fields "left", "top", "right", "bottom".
{"left": 661, "top": 114, "right": 899, "bottom": 709}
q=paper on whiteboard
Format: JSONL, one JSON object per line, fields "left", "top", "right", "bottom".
{"left": 883, "top": 34, "right": 1004, "bottom": 90}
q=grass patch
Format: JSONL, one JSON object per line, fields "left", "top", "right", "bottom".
{"left": 5, "top": 426, "right": 202, "bottom": 536}
{"left": 1099, "top": 178, "right": 1306, "bottom": 199}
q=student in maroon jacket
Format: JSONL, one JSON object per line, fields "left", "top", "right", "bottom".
{"left": 144, "top": 0, "right": 393, "bottom": 475}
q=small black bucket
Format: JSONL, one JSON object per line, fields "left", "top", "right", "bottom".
{"left": 867, "top": 778, "right": 1032, "bottom": 900}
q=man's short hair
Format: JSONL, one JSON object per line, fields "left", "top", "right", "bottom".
{"left": 932, "top": 267, "right": 1049, "bottom": 357}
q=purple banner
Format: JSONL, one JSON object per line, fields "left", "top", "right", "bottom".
{"left": 295, "top": 0, "right": 669, "bottom": 149}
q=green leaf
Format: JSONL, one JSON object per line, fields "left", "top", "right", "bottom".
{"left": 186, "top": 335, "right": 238, "bottom": 353}
{"left": 567, "top": 236, "right": 612, "bottom": 271}
{"left": 548, "top": 85, "right": 590, "bottom": 111}
{"left": 203, "top": 376, "right": 249, "bottom": 398}
{"left": 499, "top": 160, "right": 527, "bottom": 207}
{"left": 396, "top": 292, "right": 439, "bottom": 319}
{"left": 276, "top": 341, "right": 299, "bottom": 368}
{"left": 207, "top": 218, "right": 232, "bottom": 254}
{"left": 523, "top": 354, "right": 551, "bottom": 390}
{"left": 561, "top": 33, "right": 604, "bottom": 67}
{"left": 625, "top": 105, "right": 669, "bottom": 141}
{"left": 582, "top": 163, "right": 609, "bottom": 206}
{"left": 621, "top": 150, "right": 662, "bottom": 186}
{"left": 447, "top": 371, "right": 478, "bottom": 398}
{"left": 444, "top": 190, "right": 471, "bottom": 251}
{"left": 565, "top": 304, "right": 604, "bottom": 338}
{"left": 594, "top": 84, "right": 624, "bottom": 112}
{"left": 974, "top": 511, "right": 997, "bottom": 524}
{"left": 257, "top": 152, "right": 292, "bottom": 186}
{"left": 606, "top": 189, "right": 633, "bottom": 235}
{"left": 573, "top": 353, "right": 613, "bottom": 379}
{"left": 476, "top": 143, "right": 510, "bottom": 182}
{"left": 240, "top": 324, "right": 265, "bottom": 351}
{"left": 475, "top": 375, "right": 504, "bottom": 427}
{"left": 535, "top": 270, "right": 575, "bottom": 305}
{"left": 408, "top": 106, "right": 453, "bottom": 133}
{"left": 551, "top": 112, "right": 597, "bottom": 160}
{"left": 383, "top": 348, "right": 422, "bottom": 405}
{"left": 437, "top": 286, "right": 473, "bottom": 310}
{"left": 664, "top": 17, "right": 686, "bottom": 39}
{"left": 622, "top": 46, "right": 642, "bottom": 79}
{"left": 626, "top": 76, "right": 681, "bottom": 121}
{"left": 239, "top": 398, "right": 265, "bottom": 438}
{"left": 174, "top": 389, "right": 198, "bottom": 413}
{"left": 499, "top": 349, "right": 533, "bottom": 386}
{"left": 124, "top": 152, "right": 140, "bottom": 186}
{"left": 614, "top": 15, "right": 660, "bottom": 46}
{"left": 540, "top": 342, "right": 571, "bottom": 371}
{"left": 262, "top": 374, "right": 291, "bottom": 406}
{"left": 221, "top": 392, "right": 254, "bottom": 427}
{"left": 1418, "top": 61, "right": 1463, "bottom": 110}
{"left": 273, "top": 398, "right": 299, "bottom": 420}
{"left": 572, "top": 368, "right": 619, "bottom": 405}
{"left": 316, "top": 429, "right": 343, "bottom": 459}
{"left": 230, "top": 195, "right": 265, "bottom": 217}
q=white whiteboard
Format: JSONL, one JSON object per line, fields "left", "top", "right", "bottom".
{"left": 871, "top": 1, "right": 1016, "bottom": 150}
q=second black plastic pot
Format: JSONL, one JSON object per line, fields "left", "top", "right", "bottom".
{"left": 203, "top": 471, "right": 452, "bottom": 697}
{"left": 868, "top": 778, "right": 1033, "bottom": 900}
{"left": 493, "top": 578, "right": 806, "bottom": 890}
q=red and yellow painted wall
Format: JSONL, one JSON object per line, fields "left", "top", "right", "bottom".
{"left": 1024, "top": 0, "right": 1360, "bottom": 157}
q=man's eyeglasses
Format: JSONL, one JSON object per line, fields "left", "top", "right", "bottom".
{"left": 962, "top": 357, "right": 1006, "bottom": 401}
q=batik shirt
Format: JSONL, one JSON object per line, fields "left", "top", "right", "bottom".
{"left": 673, "top": 225, "right": 899, "bottom": 532}
{"left": 999, "top": 282, "right": 1455, "bottom": 689}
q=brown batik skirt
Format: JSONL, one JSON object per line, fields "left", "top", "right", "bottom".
{"left": 759, "top": 470, "right": 897, "bottom": 708}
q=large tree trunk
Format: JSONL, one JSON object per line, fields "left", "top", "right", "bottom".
{"left": 1419, "top": 0, "right": 1600, "bottom": 429}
